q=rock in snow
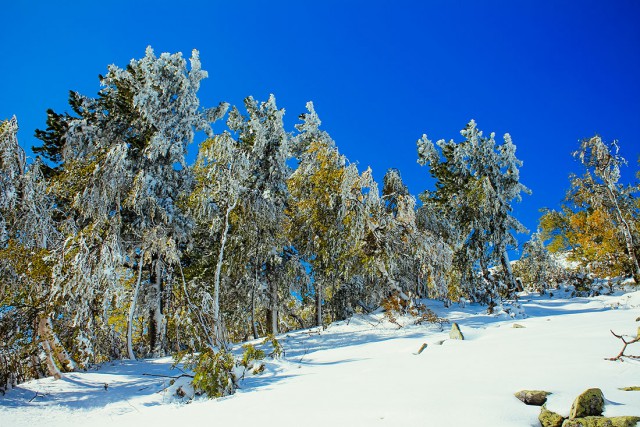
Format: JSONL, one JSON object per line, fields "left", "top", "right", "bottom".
{"left": 569, "top": 388, "right": 605, "bottom": 419}
{"left": 449, "top": 322, "right": 464, "bottom": 340}
{"left": 514, "top": 389, "right": 550, "bottom": 406}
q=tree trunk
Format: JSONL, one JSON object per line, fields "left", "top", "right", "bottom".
{"left": 149, "top": 255, "right": 165, "bottom": 357}
{"left": 501, "top": 250, "right": 521, "bottom": 293}
{"left": 606, "top": 184, "right": 640, "bottom": 283}
{"left": 315, "top": 279, "right": 323, "bottom": 328}
{"left": 213, "top": 200, "right": 237, "bottom": 346}
{"left": 266, "top": 263, "right": 278, "bottom": 335}
{"left": 178, "top": 261, "right": 215, "bottom": 350}
{"left": 127, "top": 251, "right": 145, "bottom": 360}
{"left": 49, "top": 319, "right": 76, "bottom": 372}
{"left": 37, "top": 316, "right": 62, "bottom": 380}
{"left": 251, "top": 284, "right": 259, "bottom": 339}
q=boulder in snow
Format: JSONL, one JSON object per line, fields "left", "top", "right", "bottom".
{"left": 561, "top": 416, "right": 640, "bottom": 427}
{"left": 569, "top": 388, "right": 605, "bottom": 419}
{"left": 539, "top": 405, "right": 565, "bottom": 427}
{"left": 514, "top": 389, "right": 550, "bottom": 406}
{"left": 449, "top": 323, "right": 464, "bottom": 340}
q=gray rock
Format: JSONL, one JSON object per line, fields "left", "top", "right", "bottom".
{"left": 569, "top": 388, "right": 605, "bottom": 419}
{"left": 449, "top": 323, "right": 464, "bottom": 340}
{"left": 514, "top": 389, "right": 550, "bottom": 406}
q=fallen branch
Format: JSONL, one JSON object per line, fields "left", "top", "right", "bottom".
{"left": 606, "top": 330, "right": 640, "bottom": 361}
{"left": 28, "top": 391, "right": 46, "bottom": 402}
{"left": 142, "top": 373, "right": 194, "bottom": 379}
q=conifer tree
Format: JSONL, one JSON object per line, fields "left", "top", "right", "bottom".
{"left": 35, "top": 47, "right": 219, "bottom": 359}
{"left": 229, "top": 95, "right": 292, "bottom": 336}
{"left": 417, "top": 120, "right": 530, "bottom": 303}
{"left": 287, "top": 103, "right": 368, "bottom": 326}
{"left": 0, "top": 117, "right": 74, "bottom": 383}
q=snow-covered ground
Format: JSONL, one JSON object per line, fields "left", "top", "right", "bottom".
{"left": 2, "top": 288, "right": 640, "bottom": 426}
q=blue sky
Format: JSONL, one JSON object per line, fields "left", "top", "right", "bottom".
{"left": 2, "top": 1, "right": 639, "bottom": 252}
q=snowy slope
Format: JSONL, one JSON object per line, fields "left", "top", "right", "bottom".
{"left": 2, "top": 290, "right": 640, "bottom": 427}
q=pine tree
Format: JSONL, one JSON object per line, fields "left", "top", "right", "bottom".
{"left": 230, "top": 95, "right": 292, "bottom": 336}
{"left": 35, "top": 47, "right": 218, "bottom": 359}
{"left": 287, "top": 103, "right": 370, "bottom": 326}
{"left": 513, "top": 232, "right": 561, "bottom": 294}
{"left": 417, "top": 120, "right": 530, "bottom": 303}
{"left": 0, "top": 117, "right": 74, "bottom": 384}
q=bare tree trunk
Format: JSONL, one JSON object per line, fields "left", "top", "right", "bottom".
{"left": 127, "top": 251, "right": 145, "bottom": 360}
{"left": 267, "top": 288, "right": 278, "bottom": 335}
{"left": 251, "top": 284, "right": 259, "bottom": 339}
{"left": 606, "top": 184, "right": 640, "bottom": 283}
{"left": 178, "top": 261, "right": 215, "bottom": 350}
{"left": 49, "top": 319, "right": 76, "bottom": 372}
{"left": 266, "top": 263, "right": 278, "bottom": 335}
{"left": 148, "top": 255, "right": 165, "bottom": 357}
{"left": 37, "top": 316, "right": 61, "bottom": 380}
{"left": 501, "top": 250, "right": 521, "bottom": 293}
{"left": 213, "top": 200, "right": 237, "bottom": 346}
{"left": 315, "top": 279, "right": 323, "bottom": 328}
{"left": 251, "top": 231, "right": 260, "bottom": 340}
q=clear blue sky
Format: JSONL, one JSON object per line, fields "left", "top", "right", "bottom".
{"left": 2, "top": 1, "right": 639, "bottom": 252}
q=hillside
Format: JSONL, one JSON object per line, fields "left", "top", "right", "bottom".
{"left": 2, "top": 288, "right": 640, "bottom": 427}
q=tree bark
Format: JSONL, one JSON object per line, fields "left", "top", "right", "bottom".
{"left": 251, "top": 284, "right": 259, "bottom": 339}
{"left": 213, "top": 200, "right": 237, "bottom": 346}
{"left": 605, "top": 184, "right": 640, "bottom": 283}
{"left": 267, "top": 263, "right": 278, "bottom": 335}
{"left": 501, "top": 250, "right": 521, "bottom": 293}
{"left": 37, "top": 316, "right": 62, "bottom": 380}
{"left": 315, "top": 279, "right": 323, "bottom": 328}
{"left": 148, "top": 255, "right": 165, "bottom": 357}
{"left": 127, "top": 251, "right": 145, "bottom": 360}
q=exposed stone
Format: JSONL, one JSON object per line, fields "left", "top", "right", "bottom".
{"left": 539, "top": 405, "right": 565, "bottom": 427}
{"left": 513, "top": 323, "right": 525, "bottom": 328}
{"left": 610, "top": 417, "right": 640, "bottom": 427}
{"left": 449, "top": 323, "right": 464, "bottom": 340}
{"left": 569, "top": 388, "right": 605, "bottom": 419}
{"left": 619, "top": 386, "right": 640, "bottom": 391}
{"left": 514, "top": 389, "right": 550, "bottom": 406}
{"left": 562, "top": 416, "right": 640, "bottom": 427}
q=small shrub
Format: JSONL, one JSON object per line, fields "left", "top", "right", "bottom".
{"left": 413, "top": 305, "right": 449, "bottom": 329}
{"left": 381, "top": 292, "right": 407, "bottom": 328}
{"left": 241, "top": 343, "right": 265, "bottom": 368}
{"left": 191, "top": 349, "right": 236, "bottom": 398}
{"left": 263, "top": 334, "right": 284, "bottom": 358}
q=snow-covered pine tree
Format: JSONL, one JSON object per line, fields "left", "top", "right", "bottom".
{"left": 0, "top": 117, "right": 74, "bottom": 384}
{"left": 37, "top": 47, "right": 218, "bottom": 360}
{"left": 188, "top": 129, "right": 248, "bottom": 347}
{"left": 287, "top": 102, "right": 375, "bottom": 325}
{"left": 230, "top": 95, "right": 292, "bottom": 336}
{"left": 513, "top": 232, "right": 561, "bottom": 294}
{"left": 417, "top": 120, "right": 530, "bottom": 304}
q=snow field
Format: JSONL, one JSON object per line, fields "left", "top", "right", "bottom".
{"left": 2, "top": 290, "right": 639, "bottom": 427}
